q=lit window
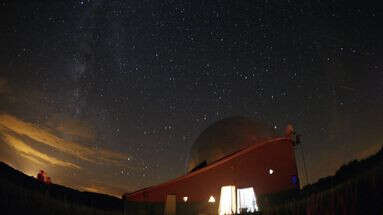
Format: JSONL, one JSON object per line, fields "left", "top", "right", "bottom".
{"left": 237, "top": 187, "right": 258, "bottom": 213}
{"left": 183, "top": 196, "right": 188, "bottom": 202}
{"left": 218, "top": 186, "right": 236, "bottom": 215}
{"left": 268, "top": 169, "right": 274, "bottom": 175}
{"left": 208, "top": 195, "right": 216, "bottom": 203}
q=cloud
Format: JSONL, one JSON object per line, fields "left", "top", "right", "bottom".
{"left": 80, "top": 183, "right": 124, "bottom": 198}
{"left": 0, "top": 113, "right": 130, "bottom": 165}
{"left": 47, "top": 115, "right": 96, "bottom": 141}
{"left": 81, "top": 186, "right": 101, "bottom": 193}
{"left": 1, "top": 133, "right": 80, "bottom": 169}
{"left": 19, "top": 153, "right": 45, "bottom": 166}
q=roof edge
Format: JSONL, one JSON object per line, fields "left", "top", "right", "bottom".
{"left": 123, "top": 136, "right": 292, "bottom": 198}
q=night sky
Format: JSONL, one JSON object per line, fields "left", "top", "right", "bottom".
{"left": 1, "top": 1, "right": 382, "bottom": 197}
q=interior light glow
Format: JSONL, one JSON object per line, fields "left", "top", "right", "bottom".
{"left": 208, "top": 195, "right": 216, "bottom": 203}
{"left": 183, "top": 196, "right": 188, "bottom": 202}
{"left": 268, "top": 169, "right": 274, "bottom": 175}
{"left": 237, "top": 187, "right": 258, "bottom": 213}
{"left": 218, "top": 185, "right": 236, "bottom": 215}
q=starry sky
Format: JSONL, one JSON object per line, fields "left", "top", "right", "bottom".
{"left": 0, "top": 0, "right": 382, "bottom": 197}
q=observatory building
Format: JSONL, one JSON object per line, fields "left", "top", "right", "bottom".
{"left": 123, "top": 117, "right": 299, "bottom": 214}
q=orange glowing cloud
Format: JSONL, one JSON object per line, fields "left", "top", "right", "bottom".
{"left": 19, "top": 153, "right": 45, "bottom": 166}
{"left": 46, "top": 114, "right": 96, "bottom": 141}
{"left": 1, "top": 133, "right": 80, "bottom": 169}
{"left": 80, "top": 184, "right": 124, "bottom": 198}
{"left": 0, "top": 113, "right": 130, "bottom": 165}
{"left": 81, "top": 186, "right": 102, "bottom": 193}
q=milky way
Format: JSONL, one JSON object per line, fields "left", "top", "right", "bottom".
{"left": 1, "top": 1, "right": 382, "bottom": 197}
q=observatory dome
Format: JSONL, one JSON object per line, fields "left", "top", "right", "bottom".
{"left": 187, "top": 116, "right": 276, "bottom": 172}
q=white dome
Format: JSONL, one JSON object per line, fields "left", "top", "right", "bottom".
{"left": 187, "top": 116, "right": 276, "bottom": 172}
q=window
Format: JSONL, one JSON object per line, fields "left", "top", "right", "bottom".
{"left": 218, "top": 186, "right": 236, "bottom": 215}
{"left": 237, "top": 187, "right": 258, "bottom": 213}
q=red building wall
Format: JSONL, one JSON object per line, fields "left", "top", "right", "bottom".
{"left": 125, "top": 138, "right": 298, "bottom": 203}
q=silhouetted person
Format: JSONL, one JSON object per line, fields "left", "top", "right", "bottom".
{"left": 37, "top": 170, "right": 45, "bottom": 182}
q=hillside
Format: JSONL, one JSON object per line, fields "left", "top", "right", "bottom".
{"left": 258, "top": 145, "right": 383, "bottom": 214}
{"left": 0, "top": 162, "right": 123, "bottom": 215}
